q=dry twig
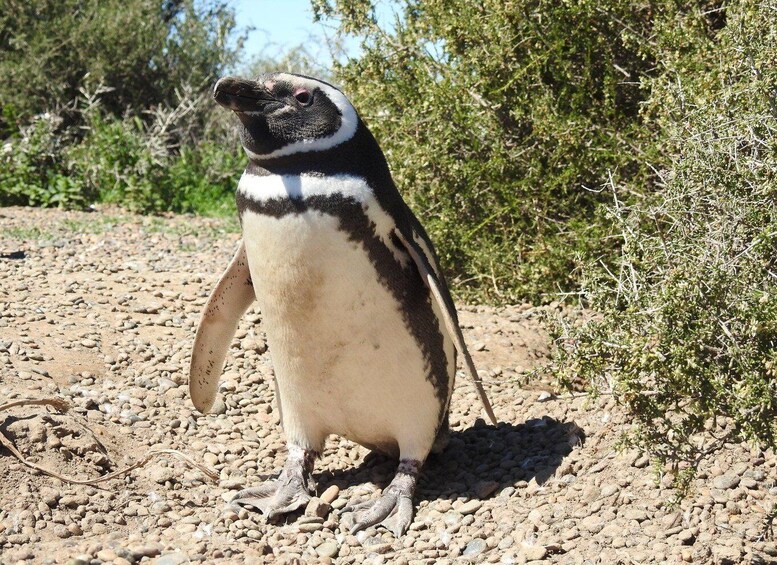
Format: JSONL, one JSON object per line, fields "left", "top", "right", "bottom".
{"left": 0, "top": 397, "right": 217, "bottom": 485}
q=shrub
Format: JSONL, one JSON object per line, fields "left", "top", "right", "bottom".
{"left": 552, "top": 0, "right": 777, "bottom": 485}
{"left": 0, "top": 0, "right": 240, "bottom": 133}
{"left": 310, "top": 0, "right": 712, "bottom": 302}
{"left": 0, "top": 113, "right": 90, "bottom": 208}
{"left": 0, "top": 91, "right": 243, "bottom": 214}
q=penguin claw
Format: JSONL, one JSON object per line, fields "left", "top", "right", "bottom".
{"left": 229, "top": 480, "right": 312, "bottom": 519}
{"left": 228, "top": 445, "right": 317, "bottom": 520}
{"left": 343, "top": 488, "right": 414, "bottom": 537}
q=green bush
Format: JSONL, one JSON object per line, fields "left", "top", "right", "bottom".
{"left": 552, "top": 0, "right": 777, "bottom": 485}
{"left": 0, "top": 0, "right": 245, "bottom": 215}
{"left": 0, "top": 113, "right": 90, "bottom": 208}
{"left": 0, "top": 95, "right": 243, "bottom": 214}
{"left": 311, "top": 0, "right": 711, "bottom": 302}
{"left": 0, "top": 0, "right": 240, "bottom": 133}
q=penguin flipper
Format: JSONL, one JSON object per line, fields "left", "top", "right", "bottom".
{"left": 393, "top": 228, "right": 498, "bottom": 426}
{"left": 189, "top": 240, "right": 255, "bottom": 413}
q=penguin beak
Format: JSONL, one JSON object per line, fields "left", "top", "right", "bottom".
{"left": 213, "top": 76, "right": 279, "bottom": 113}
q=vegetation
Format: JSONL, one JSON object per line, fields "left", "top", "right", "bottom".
{"left": 0, "top": 0, "right": 245, "bottom": 214}
{"left": 1, "top": 0, "right": 775, "bottom": 479}
{"left": 551, "top": 0, "right": 776, "bottom": 487}
{"left": 313, "top": 0, "right": 680, "bottom": 302}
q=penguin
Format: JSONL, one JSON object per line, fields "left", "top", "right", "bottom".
{"left": 189, "top": 72, "right": 497, "bottom": 536}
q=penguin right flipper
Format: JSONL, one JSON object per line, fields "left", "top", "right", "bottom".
{"left": 189, "top": 240, "right": 255, "bottom": 413}
{"left": 393, "top": 227, "right": 498, "bottom": 426}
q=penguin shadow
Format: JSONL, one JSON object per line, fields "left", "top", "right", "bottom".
{"left": 316, "top": 416, "right": 585, "bottom": 505}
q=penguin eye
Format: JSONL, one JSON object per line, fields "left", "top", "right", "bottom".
{"left": 293, "top": 89, "right": 313, "bottom": 106}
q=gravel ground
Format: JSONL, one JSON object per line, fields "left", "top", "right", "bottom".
{"left": 0, "top": 205, "right": 775, "bottom": 565}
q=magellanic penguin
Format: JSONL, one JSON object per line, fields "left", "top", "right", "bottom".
{"left": 189, "top": 72, "right": 497, "bottom": 536}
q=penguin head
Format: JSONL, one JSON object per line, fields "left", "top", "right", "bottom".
{"left": 214, "top": 72, "right": 358, "bottom": 161}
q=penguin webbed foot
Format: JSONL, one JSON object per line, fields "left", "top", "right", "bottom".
{"left": 228, "top": 445, "right": 316, "bottom": 520}
{"left": 228, "top": 479, "right": 312, "bottom": 520}
{"left": 342, "top": 458, "right": 421, "bottom": 537}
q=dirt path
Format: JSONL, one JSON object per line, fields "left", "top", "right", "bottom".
{"left": 0, "top": 206, "right": 775, "bottom": 564}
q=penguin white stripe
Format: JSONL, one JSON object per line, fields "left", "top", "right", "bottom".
{"left": 237, "top": 172, "right": 411, "bottom": 268}
{"left": 247, "top": 78, "right": 358, "bottom": 160}
{"left": 238, "top": 172, "right": 371, "bottom": 203}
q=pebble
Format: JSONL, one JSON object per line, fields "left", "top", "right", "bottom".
{"left": 305, "top": 498, "right": 332, "bottom": 518}
{"left": 96, "top": 549, "right": 118, "bottom": 561}
{"left": 316, "top": 541, "right": 339, "bottom": 558}
{"left": 713, "top": 475, "right": 741, "bottom": 490}
{"left": 463, "top": 538, "right": 487, "bottom": 558}
{"left": 130, "top": 544, "right": 163, "bottom": 559}
{"left": 521, "top": 543, "right": 547, "bottom": 561}
{"left": 320, "top": 484, "right": 340, "bottom": 504}
{"left": 458, "top": 500, "right": 483, "bottom": 515}
{"left": 297, "top": 522, "right": 324, "bottom": 533}
{"left": 210, "top": 397, "right": 227, "bottom": 415}
{"left": 580, "top": 515, "right": 606, "bottom": 534}
{"left": 153, "top": 552, "right": 190, "bottom": 565}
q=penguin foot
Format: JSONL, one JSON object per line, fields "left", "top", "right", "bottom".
{"left": 343, "top": 458, "right": 421, "bottom": 537}
{"left": 228, "top": 445, "right": 317, "bottom": 520}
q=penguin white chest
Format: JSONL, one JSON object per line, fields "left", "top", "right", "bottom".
{"left": 237, "top": 173, "right": 448, "bottom": 458}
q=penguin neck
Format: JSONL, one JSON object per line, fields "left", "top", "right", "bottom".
{"left": 243, "top": 122, "right": 393, "bottom": 188}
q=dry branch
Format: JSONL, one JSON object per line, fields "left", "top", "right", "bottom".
{"left": 0, "top": 397, "right": 217, "bottom": 485}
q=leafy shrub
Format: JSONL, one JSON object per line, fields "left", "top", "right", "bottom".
{"left": 0, "top": 0, "right": 240, "bottom": 133}
{"left": 311, "top": 0, "right": 713, "bottom": 302}
{"left": 0, "top": 113, "right": 90, "bottom": 208}
{"left": 552, "top": 0, "right": 777, "bottom": 484}
{"left": 0, "top": 91, "right": 243, "bottom": 214}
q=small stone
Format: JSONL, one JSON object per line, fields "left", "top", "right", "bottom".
{"left": 39, "top": 486, "right": 60, "bottom": 507}
{"left": 149, "top": 466, "right": 175, "bottom": 484}
{"left": 762, "top": 543, "right": 777, "bottom": 557}
{"left": 320, "top": 485, "right": 340, "bottom": 504}
{"left": 712, "top": 475, "right": 740, "bottom": 490}
{"left": 220, "top": 477, "right": 244, "bottom": 489}
{"left": 316, "top": 542, "right": 339, "bottom": 558}
{"left": 474, "top": 480, "right": 499, "bottom": 499}
{"left": 210, "top": 397, "right": 227, "bottom": 415}
{"left": 366, "top": 543, "right": 393, "bottom": 554}
{"left": 305, "top": 498, "right": 332, "bottom": 518}
{"left": 130, "top": 544, "right": 163, "bottom": 559}
{"left": 580, "top": 515, "right": 605, "bottom": 534}
{"left": 463, "top": 538, "right": 486, "bottom": 557}
{"left": 81, "top": 339, "right": 97, "bottom": 348}
{"left": 67, "top": 556, "right": 91, "bottom": 565}
{"left": 298, "top": 522, "right": 323, "bottom": 533}
{"left": 176, "top": 523, "right": 197, "bottom": 533}
{"left": 521, "top": 543, "right": 548, "bottom": 561}
{"left": 96, "top": 548, "right": 118, "bottom": 561}
{"left": 153, "top": 552, "right": 190, "bottom": 565}
{"left": 458, "top": 500, "right": 483, "bottom": 515}
{"left": 712, "top": 545, "right": 742, "bottom": 564}
{"left": 633, "top": 455, "right": 650, "bottom": 468}
{"left": 678, "top": 529, "right": 695, "bottom": 545}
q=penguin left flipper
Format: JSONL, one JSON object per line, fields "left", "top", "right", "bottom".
{"left": 189, "top": 241, "right": 255, "bottom": 413}
{"left": 393, "top": 227, "right": 498, "bottom": 425}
